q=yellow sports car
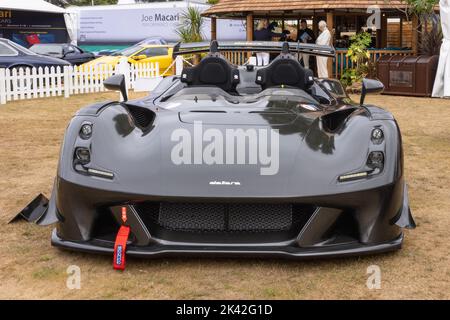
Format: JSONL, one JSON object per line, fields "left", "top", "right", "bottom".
{"left": 81, "top": 44, "right": 174, "bottom": 75}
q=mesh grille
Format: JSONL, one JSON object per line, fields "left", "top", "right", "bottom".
{"left": 133, "top": 202, "right": 314, "bottom": 233}
{"left": 159, "top": 203, "right": 225, "bottom": 231}
{"left": 228, "top": 204, "right": 292, "bottom": 231}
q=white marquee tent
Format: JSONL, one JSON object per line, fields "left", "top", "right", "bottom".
{"left": 432, "top": 0, "right": 450, "bottom": 98}
{"left": 0, "top": 0, "right": 66, "bottom": 13}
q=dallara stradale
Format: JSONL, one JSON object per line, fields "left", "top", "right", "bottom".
{"left": 34, "top": 41, "right": 415, "bottom": 263}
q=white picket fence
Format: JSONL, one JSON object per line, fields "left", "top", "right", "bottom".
{"left": 0, "top": 61, "right": 160, "bottom": 104}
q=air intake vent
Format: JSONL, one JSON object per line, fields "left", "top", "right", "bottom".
{"left": 321, "top": 107, "right": 357, "bottom": 132}
{"left": 133, "top": 202, "right": 316, "bottom": 233}
{"left": 127, "top": 106, "right": 155, "bottom": 128}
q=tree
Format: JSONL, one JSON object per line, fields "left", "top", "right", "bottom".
{"left": 399, "top": 0, "right": 439, "bottom": 16}
{"left": 397, "top": 0, "right": 442, "bottom": 56}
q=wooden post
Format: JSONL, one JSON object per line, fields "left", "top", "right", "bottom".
{"left": 312, "top": 13, "right": 318, "bottom": 36}
{"left": 246, "top": 13, "right": 254, "bottom": 41}
{"left": 326, "top": 11, "right": 334, "bottom": 78}
{"left": 377, "top": 13, "right": 388, "bottom": 48}
{"left": 376, "top": 15, "right": 381, "bottom": 48}
{"left": 246, "top": 13, "right": 254, "bottom": 59}
{"left": 412, "top": 14, "right": 419, "bottom": 54}
{"left": 399, "top": 16, "right": 403, "bottom": 47}
{"left": 211, "top": 17, "right": 217, "bottom": 41}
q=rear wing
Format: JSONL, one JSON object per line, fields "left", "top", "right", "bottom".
{"left": 173, "top": 41, "right": 335, "bottom": 58}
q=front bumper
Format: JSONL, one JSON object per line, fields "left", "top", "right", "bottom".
{"left": 49, "top": 173, "right": 414, "bottom": 259}
{"left": 51, "top": 229, "right": 403, "bottom": 259}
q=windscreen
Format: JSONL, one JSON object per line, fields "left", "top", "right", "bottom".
{"left": 8, "top": 41, "right": 37, "bottom": 55}
{"left": 111, "top": 45, "right": 142, "bottom": 57}
{"left": 30, "top": 45, "right": 63, "bottom": 55}
{"left": 161, "top": 87, "right": 321, "bottom": 113}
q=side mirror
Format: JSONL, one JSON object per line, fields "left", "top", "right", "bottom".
{"left": 360, "top": 78, "right": 384, "bottom": 105}
{"left": 104, "top": 74, "right": 128, "bottom": 102}
{"left": 132, "top": 54, "right": 147, "bottom": 61}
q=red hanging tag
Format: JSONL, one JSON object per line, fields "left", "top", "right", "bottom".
{"left": 113, "top": 225, "right": 130, "bottom": 270}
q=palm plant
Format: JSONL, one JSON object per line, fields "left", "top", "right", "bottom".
{"left": 176, "top": 6, "right": 204, "bottom": 43}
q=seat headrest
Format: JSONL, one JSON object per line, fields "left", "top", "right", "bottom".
{"left": 180, "top": 51, "right": 240, "bottom": 92}
{"left": 255, "top": 52, "right": 314, "bottom": 90}
{"left": 199, "top": 58, "right": 228, "bottom": 84}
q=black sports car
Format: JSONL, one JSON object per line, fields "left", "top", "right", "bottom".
{"left": 0, "top": 38, "right": 70, "bottom": 69}
{"left": 29, "top": 43, "right": 96, "bottom": 66}
{"left": 35, "top": 41, "right": 415, "bottom": 264}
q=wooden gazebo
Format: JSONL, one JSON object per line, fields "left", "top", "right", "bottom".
{"left": 202, "top": 0, "right": 424, "bottom": 77}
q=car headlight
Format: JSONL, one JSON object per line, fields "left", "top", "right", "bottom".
{"left": 371, "top": 128, "right": 384, "bottom": 144}
{"left": 367, "top": 151, "right": 384, "bottom": 169}
{"left": 79, "top": 123, "right": 93, "bottom": 139}
{"left": 75, "top": 147, "right": 90, "bottom": 165}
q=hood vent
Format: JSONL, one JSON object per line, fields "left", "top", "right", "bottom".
{"left": 126, "top": 105, "right": 155, "bottom": 129}
{"left": 321, "top": 107, "right": 357, "bottom": 132}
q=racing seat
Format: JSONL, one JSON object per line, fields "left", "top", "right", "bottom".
{"left": 180, "top": 40, "right": 240, "bottom": 93}
{"left": 255, "top": 42, "right": 314, "bottom": 91}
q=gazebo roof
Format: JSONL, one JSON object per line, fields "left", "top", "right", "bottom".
{"left": 203, "top": 0, "right": 408, "bottom": 17}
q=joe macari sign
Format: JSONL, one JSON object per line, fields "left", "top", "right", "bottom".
{"left": 0, "top": 9, "right": 12, "bottom": 22}
{"left": 140, "top": 12, "right": 179, "bottom": 22}
{"left": 78, "top": 7, "right": 245, "bottom": 43}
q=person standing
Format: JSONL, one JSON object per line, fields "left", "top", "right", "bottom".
{"left": 253, "top": 19, "right": 284, "bottom": 66}
{"left": 316, "top": 20, "right": 332, "bottom": 78}
{"left": 296, "top": 19, "right": 316, "bottom": 69}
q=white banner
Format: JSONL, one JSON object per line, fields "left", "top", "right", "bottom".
{"left": 77, "top": 6, "right": 246, "bottom": 43}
